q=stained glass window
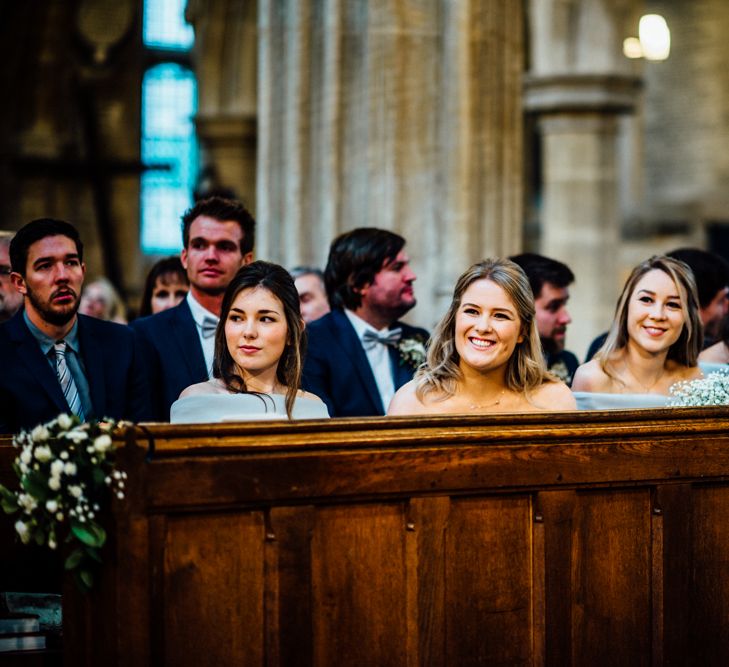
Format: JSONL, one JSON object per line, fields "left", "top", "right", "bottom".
{"left": 140, "top": 0, "right": 197, "bottom": 254}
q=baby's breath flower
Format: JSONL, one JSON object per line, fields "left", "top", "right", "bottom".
{"left": 48, "top": 476, "right": 61, "bottom": 491}
{"left": 57, "top": 414, "right": 73, "bottom": 430}
{"left": 669, "top": 371, "right": 729, "bottom": 407}
{"left": 34, "top": 445, "right": 52, "bottom": 462}
{"left": 31, "top": 425, "right": 50, "bottom": 441}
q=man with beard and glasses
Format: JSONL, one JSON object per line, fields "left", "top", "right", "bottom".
{"left": 0, "top": 230, "right": 23, "bottom": 322}
{"left": 0, "top": 218, "right": 151, "bottom": 433}
{"left": 132, "top": 196, "right": 255, "bottom": 419}
{"left": 510, "top": 253, "right": 579, "bottom": 386}
{"left": 303, "top": 228, "right": 429, "bottom": 416}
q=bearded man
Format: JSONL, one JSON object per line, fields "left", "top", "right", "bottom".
{"left": 0, "top": 218, "right": 151, "bottom": 433}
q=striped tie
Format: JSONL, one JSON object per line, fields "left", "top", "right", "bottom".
{"left": 54, "top": 341, "right": 84, "bottom": 421}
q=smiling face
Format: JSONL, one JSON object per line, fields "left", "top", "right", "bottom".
{"left": 12, "top": 234, "right": 85, "bottom": 329}
{"left": 454, "top": 278, "right": 524, "bottom": 376}
{"left": 224, "top": 286, "right": 289, "bottom": 386}
{"left": 627, "top": 268, "right": 686, "bottom": 354}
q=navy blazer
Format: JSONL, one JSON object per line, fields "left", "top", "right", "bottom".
{"left": 0, "top": 312, "right": 152, "bottom": 434}
{"left": 302, "top": 309, "right": 428, "bottom": 417}
{"left": 131, "top": 299, "right": 208, "bottom": 421}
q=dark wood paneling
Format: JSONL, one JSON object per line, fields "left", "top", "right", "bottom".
{"left": 445, "top": 496, "right": 533, "bottom": 666}
{"left": 161, "top": 512, "right": 265, "bottom": 666}
{"left": 310, "top": 504, "right": 408, "bottom": 667}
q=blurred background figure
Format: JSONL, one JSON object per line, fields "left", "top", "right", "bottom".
{"left": 139, "top": 256, "right": 189, "bottom": 317}
{"left": 0, "top": 230, "right": 23, "bottom": 322}
{"left": 79, "top": 276, "right": 127, "bottom": 324}
{"left": 290, "top": 266, "right": 330, "bottom": 323}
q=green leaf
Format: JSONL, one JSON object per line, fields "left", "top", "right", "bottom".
{"left": 73, "top": 569, "right": 91, "bottom": 593}
{"left": 79, "top": 568, "right": 94, "bottom": 590}
{"left": 34, "top": 529, "right": 45, "bottom": 546}
{"left": 85, "top": 546, "right": 102, "bottom": 563}
{"left": 21, "top": 472, "right": 49, "bottom": 502}
{"left": 92, "top": 467, "right": 105, "bottom": 487}
{"left": 64, "top": 548, "right": 85, "bottom": 571}
{"left": 71, "top": 519, "right": 106, "bottom": 548}
{"left": 0, "top": 485, "right": 18, "bottom": 514}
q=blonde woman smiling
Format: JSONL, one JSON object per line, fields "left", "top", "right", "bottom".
{"left": 388, "top": 259, "right": 575, "bottom": 415}
{"left": 572, "top": 255, "right": 703, "bottom": 397}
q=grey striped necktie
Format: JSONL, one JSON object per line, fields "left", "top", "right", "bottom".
{"left": 54, "top": 341, "right": 85, "bottom": 421}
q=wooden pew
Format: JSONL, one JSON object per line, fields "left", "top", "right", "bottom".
{"left": 6, "top": 407, "right": 729, "bottom": 665}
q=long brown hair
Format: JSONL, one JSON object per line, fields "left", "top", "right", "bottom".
{"left": 212, "top": 261, "right": 306, "bottom": 417}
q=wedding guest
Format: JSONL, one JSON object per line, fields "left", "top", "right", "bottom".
{"left": 303, "top": 228, "right": 429, "bottom": 417}
{"left": 171, "top": 261, "right": 328, "bottom": 422}
{"left": 388, "top": 259, "right": 575, "bottom": 415}
{"left": 0, "top": 218, "right": 151, "bottom": 433}
{"left": 699, "top": 316, "right": 729, "bottom": 365}
{"left": 133, "top": 196, "right": 255, "bottom": 420}
{"left": 0, "top": 231, "right": 23, "bottom": 322}
{"left": 79, "top": 276, "right": 127, "bottom": 324}
{"left": 510, "top": 253, "right": 579, "bottom": 385}
{"left": 290, "top": 266, "right": 330, "bottom": 323}
{"left": 138, "top": 256, "right": 189, "bottom": 317}
{"left": 572, "top": 256, "right": 702, "bottom": 398}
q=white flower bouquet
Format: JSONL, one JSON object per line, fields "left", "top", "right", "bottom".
{"left": 397, "top": 336, "right": 427, "bottom": 369}
{"left": 668, "top": 370, "right": 729, "bottom": 407}
{"left": 0, "top": 414, "right": 126, "bottom": 591}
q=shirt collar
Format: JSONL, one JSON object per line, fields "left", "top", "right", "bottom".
{"left": 344, "top": 309, "right": 391, "bottom": 341}
{"left": 24, "top": 310, "right": 80, "bottom": 355}
{"left": 186, "top": 291, "right": 219, "bottom": 326}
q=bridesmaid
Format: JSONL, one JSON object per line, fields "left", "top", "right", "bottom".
{"left": 388, "top": 258, "right": 575, "bottom": 415}
{"left": 572, "top": 255, "right": 703, "bottom": 396}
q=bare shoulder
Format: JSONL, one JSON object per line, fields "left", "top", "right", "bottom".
{"left": 571, "top": 360, "right": 611, "bottom": 392}
{"left": 699, "top": 341, "right": 729, "bottom": 364}
{"left": 178, "top": 380, "right": 227, "bottom": 399}
{"left": 667, "top": 361, "right": 703, "bottom": 382}
{"left": 387, "top": 381, "right": 430, "bottom": 416}
{"left": 297, "top": 389, "right": 325, "bottom": 403}
{"left": 532, "top": 380, "right": 577, "bottom": 410}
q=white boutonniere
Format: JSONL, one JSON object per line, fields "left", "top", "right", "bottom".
{"left": 397, "top": 336, "right": 427, "bottom": 369}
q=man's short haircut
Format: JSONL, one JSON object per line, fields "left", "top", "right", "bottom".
{"left": 9, "top": 218, "right": 84, "bottom": 276}
{"left": 509, "top": 253, "right": 574, "bottom": 299}
{"left": 324, "top": 228, "right": 405, "bottom": 310}
{"left": 290, "top": 266, "right": 325, "bottom": 282}
{"left": 667, "top": 248, "right": 729, "bottom": 309}
{"left": 181, "top": 196, "right": 256, "bottom": 255}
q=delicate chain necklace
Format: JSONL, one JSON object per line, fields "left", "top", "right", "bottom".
{"left": 623, "top": 362, "right": 665, "bottom": 393}
{"left": 468, "top": 390, "right": 506, "bottom": 410}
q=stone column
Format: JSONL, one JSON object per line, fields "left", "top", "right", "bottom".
{"left": 257, "top": 0, "right": 524, "bottom": 328}
{"left": 187, "top": 0, "right": 258, "bottom": 207}
{"left": 525, "top": 0, "right": 642, "bottom": 358}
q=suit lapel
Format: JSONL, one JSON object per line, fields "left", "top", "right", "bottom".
{"left": 7, "top": 315, "right": 68, "bottom": 413}
{"left": 172, "top": 301, "right": 208, "bottom": 382}
{"left": 330, "top": 311, "right": 384, "bottom": 414}
{"left": 78, "top": 316, "right": 105, "bottom": 416}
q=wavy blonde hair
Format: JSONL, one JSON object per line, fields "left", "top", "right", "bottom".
{"left": 415, "top": 258, "right": 553, "bottom": 402}
{"left": 595, "top": 255, "right": 702, "bottom": 381}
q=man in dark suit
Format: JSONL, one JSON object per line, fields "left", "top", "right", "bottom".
{"left": 0, "top": 218, "right": 151, "bottom": 434}
{"left": 303, "top": 228, "right": 428, "bottom": 417}
{"left": 132, "top": 197, "right": 255, "bottom": 419}
{"left": 510, "top": 253, "right": 579, "bottom": 386}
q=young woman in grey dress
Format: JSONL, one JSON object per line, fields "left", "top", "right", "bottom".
{"left": 171, "top": 261, "right": 328, "bottom": 422}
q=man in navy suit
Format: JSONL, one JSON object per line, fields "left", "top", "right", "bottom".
{"left": 132, "top": 197, "right": 255, "bottom": 419}
{"left": 303, "top": 228, "right": 428, "bottom": 417}
{"left": 0, "top": 218, "right": 151, "bottom": 434}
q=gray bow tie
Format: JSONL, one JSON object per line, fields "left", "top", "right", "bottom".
{"left": 201, "top": 316, "right": 218, "bottom": 339}
{"left": 362, "top": 327, "right": 402, "bottom": 350}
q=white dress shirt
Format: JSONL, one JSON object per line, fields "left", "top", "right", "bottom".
{"left": 186, "top": 292, "right": 218, "bottom": 379}
{"left": 345, "top": 309, "right": 396, "bottom": 411}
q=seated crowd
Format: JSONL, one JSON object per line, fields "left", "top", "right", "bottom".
{"left": 1, "top": 196, "right": 728, "bottom": 432}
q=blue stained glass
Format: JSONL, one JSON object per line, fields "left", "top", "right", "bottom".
{"left": 143, "top": 0, "right": 194, "bottom": 50}
{"left": 141, "top": 63, "right": 198, "bottom": 254}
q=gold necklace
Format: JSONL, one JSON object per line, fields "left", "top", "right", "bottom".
{"left": 468, "top": 390, "right": 505, "bottom": 410}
